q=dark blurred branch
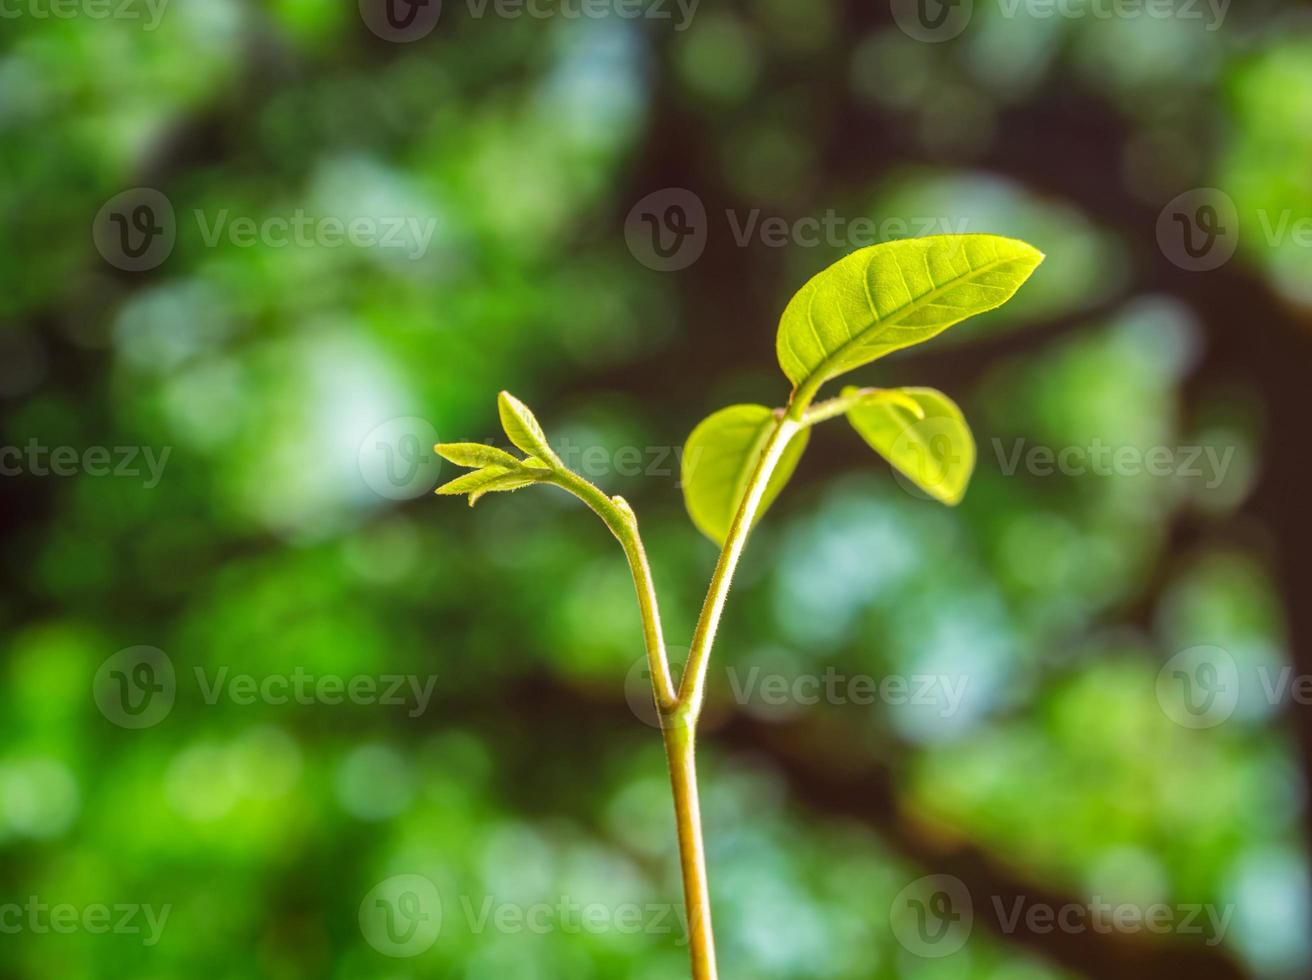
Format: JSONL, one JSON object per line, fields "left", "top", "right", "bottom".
{"left": 459, "top": 676, "right": 1249, "bottom": 980}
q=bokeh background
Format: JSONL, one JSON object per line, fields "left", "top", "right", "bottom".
{"left": 2, "top": 0, "right": 1311, "bottom": 977}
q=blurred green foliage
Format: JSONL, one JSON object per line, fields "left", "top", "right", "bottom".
{"left": 1, "top": 0, "right": 1308, "bottom": 978}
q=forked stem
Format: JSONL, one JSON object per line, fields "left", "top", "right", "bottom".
{"left": 557, "top": 393, "right": 821, "bottom": 980}
{"left": 660, "top": 401, "right": 813, "bottom": 979}
{"left": 676, "top": 415, "right": 803, "bottom": 725}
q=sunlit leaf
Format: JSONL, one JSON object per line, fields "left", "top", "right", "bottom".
{"left": 681, "top": 404, "right": 810, "bottom": 545}
{"left": 435, "top": 464, "right": 545, "bottom": 505}
{"left": 434, "top": 442, "right": 523, "bottom": 469}
{"left": 498, "top": 391, "right": 561, "bottom": 466}
{"left": 776, "top": 234, "right": 1043, "bottom": 391}
{"left": 467, "top": 470, "right": 545, "bottom": 506}
{"left": 846, "top": 387, "right": 975, "bottom": 505}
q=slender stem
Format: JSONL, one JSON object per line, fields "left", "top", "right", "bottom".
{"left": 662, "top": 718, "right": 716, "bottom": 979}
{"left": 800, "top": 386, "right": 924, "bottom": 427}
{"left": 676, "top": 415, "right": 803, "bottom": 724}
{"left": 552, "top": 393, "right": 827, "bottom": 980}
{"left": 801, "top": 387, "right": 875, "bottom": 425}
{"left": 550, "top": 468, "right": 718, "bottom": 977}
{"left": 548, "top": 470, "right": 677, "bottom": 709}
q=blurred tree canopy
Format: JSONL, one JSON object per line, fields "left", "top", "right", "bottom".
{"left": 1, "top": 1, "right": 1310, "bottom": 978}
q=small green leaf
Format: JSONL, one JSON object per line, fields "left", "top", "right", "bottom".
{"left": 435, "top": 464, "right": 545, "bottom": 505}
{"left": 846, "top": 387, "right": 975, "bottom": 505}
{"left": 434, "top": 442, "right": 522, "bottom": 469}
{"left": 435, "top": 465, "right": 515, "bottom": 496}
{"left": 847, "top": 386, "right": 925, "bottom": 420}
{"left": 776, "top": 235, "right": 1043, "bottom": 392}
{"left": 681, "top": 404, "right": 810, "bottom": 546}
{"left": 498, "top": 391, "right": 561, "bottom": 466}
{"left": 466, "top": 470, "right": 544, "bottom": 506}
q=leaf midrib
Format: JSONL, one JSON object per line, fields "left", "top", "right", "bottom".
{"left": 798, "top": 250, "right": 1022, "bottom": 388}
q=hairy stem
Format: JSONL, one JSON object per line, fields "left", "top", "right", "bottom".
{"left": 557, "top": 396, "right": 820, "bottom": 980}
{"left": 548, "top": 469, "right": 677, "bottom": 709}
{"left": 659, "top": 392, "right": 820, "bottom": 977}
{"left": 801, "top": 387, "right": 874, "bottom": 426}
{"left": 676, "top": 415, "right": 803, "bottom": 724}
{"left": 662, "top": 717, "right": 716, "bottom": 979}
{"left": 801, "top": 387, "right": 924, "bottom": 427}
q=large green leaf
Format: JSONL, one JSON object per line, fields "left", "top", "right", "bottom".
{"left": 776, "top": 235, "right": 1043, "bottom": 391}
{"left": 681, "top": 404, "right": 810, "bottom": 545}
{"left": 846, "top": 387, "right": 975, "bottom": 505}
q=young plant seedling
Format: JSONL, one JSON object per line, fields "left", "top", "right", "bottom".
{"left": 434, "top": 234, "right": 1043, "bottom": 979}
